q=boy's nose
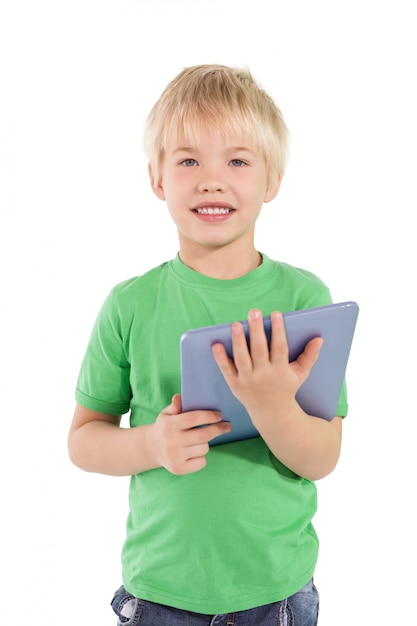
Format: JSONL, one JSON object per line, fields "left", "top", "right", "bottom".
{"left": 197, "top": 168, "right": 226, "bottom": 193}
{"left": 198, "top": 179, "right": 225, "bottom": 193}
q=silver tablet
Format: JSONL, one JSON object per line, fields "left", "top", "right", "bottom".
{"left": 180, "top": 301, "right": 359, "bottom": 446}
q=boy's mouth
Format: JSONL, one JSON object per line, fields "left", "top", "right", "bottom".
{"left": 193, "top": 207, "right": 234, "bottom": 215}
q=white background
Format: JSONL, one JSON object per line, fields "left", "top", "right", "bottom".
{"left": 1, "top": 1, "right": 416, "bottom": 623}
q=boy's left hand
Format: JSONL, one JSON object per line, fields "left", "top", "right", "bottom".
{"left": 211, "top": 309, "right": 323, "bottom": 421}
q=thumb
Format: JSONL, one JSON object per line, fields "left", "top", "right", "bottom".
{"left": 292, "top": 337, "right": 323, "bottom": 383}
{"left": 167, "top": 393, "right": 182, "bottom": 415}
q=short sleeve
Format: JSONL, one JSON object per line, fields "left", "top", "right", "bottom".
{"left": 75, "top": 289, "right": 132, "bottom": 415}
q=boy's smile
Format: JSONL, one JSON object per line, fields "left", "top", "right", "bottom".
{"left": 192, "top": 202, "right": 235, "bottom": 222}
{"left": 150, "top": 130, "right": 281, "bottom": 273}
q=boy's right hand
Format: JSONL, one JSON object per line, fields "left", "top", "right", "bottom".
{"left": 151, "top": 394, "right": 230, "bottom": 475}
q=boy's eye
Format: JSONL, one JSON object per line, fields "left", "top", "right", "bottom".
{"left": 229, "top": 159, "right": 246, "bottom": 167}
{"left": 181, "top": 158, "right": 198, "bottom": 167}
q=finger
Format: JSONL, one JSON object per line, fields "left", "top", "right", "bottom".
{"left": 170, "top": 451, "right": 209, "bottom": 475}
{"left": 182, "top": 456, "right": 208, "bottom": 474}
{"left": 212, "top": 341, "right": 238, "bottom": 378}
{"left": 184, "top": 420, "right": 231, "bottom": 447}
{"left": 246, "top": 309, "right": 269, "bottom": 366}
{"left": 229, "top": 320, "right": 253, "bottom": 371}
{"left": 181, "top": 409, "right": 223, "bottom": 430}
{"left": 269, "top": 311, "right": 289, "bottom": 364}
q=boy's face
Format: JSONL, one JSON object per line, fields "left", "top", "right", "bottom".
{"left": 150, "top": 130, "right": 281, "bottom": 258}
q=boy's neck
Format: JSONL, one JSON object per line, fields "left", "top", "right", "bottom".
{"left": 178, "top": 245, "right": 262, "bottom": 280}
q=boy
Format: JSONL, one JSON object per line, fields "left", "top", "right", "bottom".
{"left": 68, "top": 64, "right": 345, "bottom": 625}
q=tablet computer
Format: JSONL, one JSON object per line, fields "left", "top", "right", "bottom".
{"left": 180, "top": 301, "right": 359, "bottom": 446}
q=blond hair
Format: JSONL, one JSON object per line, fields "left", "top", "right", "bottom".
{"left": 144, "top": 64, "right": 289, "bottom": 186}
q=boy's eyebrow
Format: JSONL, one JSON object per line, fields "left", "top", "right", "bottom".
{"left": 229, "top": 146, "right": 256, "bottom": 154}
{"left": 171, "top": 145, "right": 257, "bottom": 155}
{"left": 171, "top": 146, "right": 195, "bottom": 154}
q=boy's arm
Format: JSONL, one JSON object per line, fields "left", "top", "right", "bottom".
{"left": 68, "top": 397, "right": 231, "bottom": 476}
{"left": 211, "top": 309, "right": 343, "bottom": 481}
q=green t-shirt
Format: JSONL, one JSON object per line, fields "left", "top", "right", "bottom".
{"left": 76, "top": 253, "right": 348, "bottom": 614}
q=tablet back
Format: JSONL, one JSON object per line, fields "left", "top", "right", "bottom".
{"left": 180, "top": 301, "right": 359, "bottom": 446}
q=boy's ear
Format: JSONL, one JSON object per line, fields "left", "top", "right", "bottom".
{"left": 148, "top": 163, "right": 165, "bottom": 201}
{"left": 264, "top": 174, "right": 283, "bottom": 203}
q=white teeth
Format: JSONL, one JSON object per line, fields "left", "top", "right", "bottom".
{"left": 195, "top": 207, "right": 231, "bottom": 215}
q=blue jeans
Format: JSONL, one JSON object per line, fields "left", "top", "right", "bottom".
{"left": 110, "top": 579, "right": 319, "bottom": 625}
